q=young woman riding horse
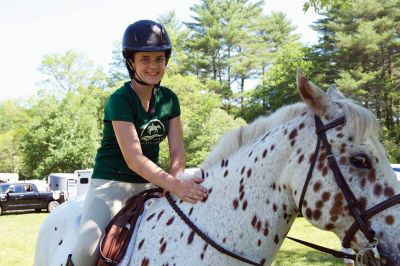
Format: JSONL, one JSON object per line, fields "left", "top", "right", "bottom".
{"left": 35, "top": 73, "right": 400, "bottom": 265}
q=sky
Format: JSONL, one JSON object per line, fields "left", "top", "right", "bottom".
{"left": 0, "top": 0, "right": 321, "bottom": 101}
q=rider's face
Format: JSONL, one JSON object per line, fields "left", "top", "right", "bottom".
{"left": 131, "top": 51, "right": 166, "bottom": 85}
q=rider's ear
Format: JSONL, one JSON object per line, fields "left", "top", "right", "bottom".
{"left": 327, "top": 84, "right": 345, "bottom": 100}
{"left": 296, "top": 70, "right": 332, "bottom": 118}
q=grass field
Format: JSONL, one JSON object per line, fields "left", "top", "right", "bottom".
{"left": 0, "top": 212, "right": 344, "bottom": 266}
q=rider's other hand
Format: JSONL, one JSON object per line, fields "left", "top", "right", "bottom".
{"left": 173, "top": 178, "right": 208, "bottom": 204}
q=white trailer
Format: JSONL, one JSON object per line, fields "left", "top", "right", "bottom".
{"left": 48, "top": 173, "right": 77, "bottom": 199}
{"left": 0, "top": 173, "right": 19, "bottom": 183}
{"left": 74, "top": 169, "right": 92, "bottom": 196}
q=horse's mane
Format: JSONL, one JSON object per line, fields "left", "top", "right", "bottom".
{"left": 201, "top": 98, "right": 380, "bottom": 169}
{"left": 202, "top": 102, "right": 308, "bottom": 168}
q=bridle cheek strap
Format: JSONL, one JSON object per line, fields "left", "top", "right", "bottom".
{"left": 314, "top": 115, "right": 376, "bottom": 244}
{"left": 296, "top": 115, "right": 384, "bottom": 255}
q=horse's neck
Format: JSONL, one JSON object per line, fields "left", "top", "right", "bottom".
{"left": 180, "top": 120, "right": 303, "bottom": 263}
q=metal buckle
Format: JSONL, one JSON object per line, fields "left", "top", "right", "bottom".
{"left": 355, "top": 239, "right": 381, "bottom": 265}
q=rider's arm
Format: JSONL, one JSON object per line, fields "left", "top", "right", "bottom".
{"left": 167, "top": 116, "right": 185, "bottom": 177}
{"left": 112, "top": 120, "right": 207, "bottom": 203}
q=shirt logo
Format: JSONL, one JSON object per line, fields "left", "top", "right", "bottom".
{"left": 140, "top": 119, "right": 166, "bottom": 144}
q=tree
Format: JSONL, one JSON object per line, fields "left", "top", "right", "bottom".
{"left": 312, "top": 0, "right": 400, "bottom": 128}
{"left": 38, "top": 50, "right": 107, "bottom": 94}
{"left": 20, "top": 92, "right": 102, "bottom": 177}
{"left": 108, "top": 41, "right": 129, "bottom": 88}
{"left": 158, "top": 74, "right": 245, "bottom": 168}
{"left": 0, "top": 100, "right": 32, "bottom": 173}
{"left": 311, "top": 0, "right": 400, "bottom": 161}
{"left": 240, "top": 43, "right": 313, "bottom": 122}
{"left": 303, "top": 0, "right": 352, "bottom": 12}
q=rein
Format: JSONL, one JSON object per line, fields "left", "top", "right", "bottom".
{"left": 166, "top": 192, "right": 262, "bottom": 266}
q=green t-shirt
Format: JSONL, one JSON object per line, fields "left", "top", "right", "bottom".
{"left": 92, "top": 81, "right": 181, "bottom": 183}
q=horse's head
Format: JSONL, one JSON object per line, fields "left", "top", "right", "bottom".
{"left": 294, "top": 71, "right": 400, "bottom": 265}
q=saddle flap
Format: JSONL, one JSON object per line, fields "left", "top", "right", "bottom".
{"left": 97, "top": 188, "right": 162, "bottom": 266}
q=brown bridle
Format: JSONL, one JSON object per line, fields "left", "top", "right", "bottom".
{"left": 295, "top": 115, "right": 400, "bottom": 261}
{"left": 166, "top": 115, "right": 400, "bottom": 264}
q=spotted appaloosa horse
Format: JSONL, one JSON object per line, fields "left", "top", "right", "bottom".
{"left": 35, "top": 72, "right": 400, "bottom": 266}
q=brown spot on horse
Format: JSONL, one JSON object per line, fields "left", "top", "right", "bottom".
{"left": 224, "top": 169, "right": 228, "bottom": 177}
{"left": 247, "top": 169, "right": 252, "bottom": 178}
{"left": 385, "top": 215, "right": 394, "bottom": 225}
{"left": 141, "top": 257, "right": 149, "bottom": 266}
{"left": 138, "top": 239, "right": 145, "bottom": 250}
{"left": 233, "top": 199, "right": 239, "bottom": 209}
{"left": 166, "top": 217, "right": 174, "bottom": 226}
{"left": 313, "top": 209, "right": 321, "bottom": 220}
{"left": 160, "top": 242, "right": 167, "bottom": 254}
{"left": 262, "top": 149, "right": 268, "bottom": 158}
{"left": 274, "top": 234, "right": 280, "bottom": 244}
{"left": 187, "top": 231, "right": 195, "bottom": 245}
{"left": 384, "top": 186, "right": 395, "bottom": 197}
{"left": 298, "top": 154, "right": 304, "bottom": 164}
{"left": 325, "top": 223, "right": 334, "bottom": 230}
{"left": 242, "top": 200, "right": 248, "bottom": 210}
{"left": 289, "top": 129, "right": 298, "bottom": 140}
{"left": 374, "top": 183, "right": 382, "bottom": 196}
{"left": 147, "top": 213, "right": 155, "bottom": 221}
{"left": 313, "top": 182, "right": 321, "bottom": 192}
{"left": 157, "top": 210, "right": 164, "bottom": 221}
{"left": 368, "top": 169, "right": 376, "bottom": 183}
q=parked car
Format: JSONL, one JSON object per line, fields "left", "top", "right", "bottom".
{"left": 0, "top": 182, "right": 66, "bottom": 215}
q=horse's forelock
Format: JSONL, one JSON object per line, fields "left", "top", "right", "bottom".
{"left": 337, "top": 99, "right": 380, "bottom": 143}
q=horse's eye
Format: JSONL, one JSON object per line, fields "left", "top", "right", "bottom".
{"left": 350, "top": 154, "right": 372, "bottom": 169}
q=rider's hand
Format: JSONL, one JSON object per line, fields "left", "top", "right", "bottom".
{"left": 171, "top": 178, "right": 208, "bottom": 204}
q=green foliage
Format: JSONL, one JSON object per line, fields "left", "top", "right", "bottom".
{"left": 38, "top": 50, "right": 107, "bottom": 94}
{"left": 312, "top": 0, "right": 400, "bottom": 160}
{"left": 108, "top": 41, "right": 129, "bottom": 88}
{"left": 382, "top": 125, "right": 400, "bottom": 163}
{"left": 0, "top": 100, "right": 31, "bottom": 173}
{"left": 241, "top": 43, "right": 313, "bottom": 122}
{"left": 159, "top": 74, "right": 245, "bottom": 168}
{"left": 303, "top": 0, "right": 352, "bottom": 12}
{"left": 20, "top": 91, "right": 103, "bottom": 177}
{"left": 2, "top": 0, "right": 400, "bottom": 178}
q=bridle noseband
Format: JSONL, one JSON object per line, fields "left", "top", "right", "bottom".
{"left": 165, "top": 114, "right": 400, "bottom": 265}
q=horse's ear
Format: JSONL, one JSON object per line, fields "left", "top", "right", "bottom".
{"left": 296, "top": 70, "right": 330, "bottom": 117}
{"left": 327, "top": 84, "right": 345, "bottom": 100}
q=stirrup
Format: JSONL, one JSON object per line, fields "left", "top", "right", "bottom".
{"left": 66, "top": 254, "right": 74, "bottom": 266}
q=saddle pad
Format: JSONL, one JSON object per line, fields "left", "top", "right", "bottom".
{"left": 118, "top": 198, "right": 157, "bottom": 266}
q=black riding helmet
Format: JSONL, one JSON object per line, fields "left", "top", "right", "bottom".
{"left": 122, "top": 20, "right": 172, "bottom": 85}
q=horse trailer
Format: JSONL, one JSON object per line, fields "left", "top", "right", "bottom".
{"left": 48, "top": 173, "right": 78, "bottom": 199}
{"left": 0, "top": 173, "right": 19, "bottom": 183}
{"left": 74, "top": 169, "right": 92, "bottom": 196}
